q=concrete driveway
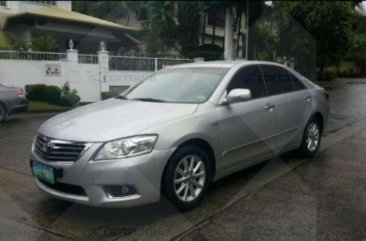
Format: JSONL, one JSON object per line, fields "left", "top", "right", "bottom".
{"left": 0, "top": 81, "right": 365, "bottom": 241}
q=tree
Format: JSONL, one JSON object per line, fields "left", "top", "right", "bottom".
{"left": 177, "top": 2, "right": 200, "bottom": 57}
{"left": 145, "top": 1, "right": 177, "bottom": 49}
{"left": 32, "top": 35, "right": 59, "bottom": 52}
{"left": 72, "top": 1, "right": 267, "bottom": 58}
{"left": 72, "top": 1, "right": 136, "bottom": 22}
{"left": 245, "top": 1, "right": 266, "bottom": 59}
{"left": 345, "top": 34, "right": 366, "bottom": 74}
{"left": 275, "top": 1, "right": 354, "bottom": 73}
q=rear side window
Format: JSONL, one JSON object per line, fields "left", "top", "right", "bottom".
{"left": 227, "top": 65, "right": 266, "bottom": 99}
{"left": 289, "top": 73, "right": 306, "bottom": 90}
{"left": 260, "top": 65, "right": 294, "bottom": 95}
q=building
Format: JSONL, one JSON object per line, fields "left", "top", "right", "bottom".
{"left": 201, "top": 9, "right": 247, "bottom": 59}
{"left": 0, "top": 1, "right": 139, "bottom": 53}
{"left": 114, "top": 5, "right": 247, "bottom": 59}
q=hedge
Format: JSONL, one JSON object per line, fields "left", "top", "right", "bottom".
{"left": 25, "top": 84, "right": 47, "bottom": 101}
{"left": 60, "top": 94, "right": 80, "bottom": 107}
{"left": 25, "top": 84, "right": 80, "bottom": 107}
{"left": 44, "top": 85, "right": 62, "bottom": 105}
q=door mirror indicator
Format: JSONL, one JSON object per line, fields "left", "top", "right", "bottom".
{"left": 222, "top": 89, "right": 251, "bottom": 105}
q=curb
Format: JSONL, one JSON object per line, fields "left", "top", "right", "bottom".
{"left": 315, "top": 78, "right": 366, "bottom": 88}
{"left": 314, "top": 79, "right": 347, "bottom": 88}
{"left": 15, "top": 112, "right": 60, "bottom": 117}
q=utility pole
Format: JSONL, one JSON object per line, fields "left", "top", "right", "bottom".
{"left": 224, "top": 7, "right": 234, "bottom": 60}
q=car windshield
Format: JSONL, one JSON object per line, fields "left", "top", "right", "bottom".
{"left": 119, "top": 67, "right": 229, "bottom": 103}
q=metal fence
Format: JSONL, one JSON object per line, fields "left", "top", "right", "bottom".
{"left": 78, "top": 54, "right": 98, "bottom": 64}
{"left": 109, "top": 56, "right": 192, "bottom": 72}
{"left": 0, "top": 50, "right": 193, "bottom": 70}
{"left": 0, "top": 50, "right": 67, "bottom": 61}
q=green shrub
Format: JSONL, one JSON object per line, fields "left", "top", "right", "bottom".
{"left": 101, "top": 91, "right": 117, "bottom": 100}
{"left": 44, "top": 85, "right": 62, "bottom": 104}
{"left": 25, "top": 84, "right": 47, "bottom": 101}
{"left": 71, "top": 89, "right": 78, "bottom": 95}
{"left": 60, "top": 94, "right": 80, "bottom": 107}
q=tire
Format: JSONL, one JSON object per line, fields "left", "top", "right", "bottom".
{"left": 0, "top": 104, "right": 7, "bottom": 123}
{"left": 162, "top": 145, "right": 212, "bottom": 212}
{"left": 295, "top": 117, "right": 322, "bottom": 158}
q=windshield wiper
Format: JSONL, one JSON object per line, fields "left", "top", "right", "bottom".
{"left": 115, "top": 96, "right": 128, "bottom": 100}
{"left": 131, "top": 98, "right": 167, "bottom": 103}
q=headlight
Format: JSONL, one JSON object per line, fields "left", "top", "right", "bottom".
{"left": 31, "top": 136, "right": 37, "bottom": 152}
{"left": 95, "top": 135, "right": 158, "bottom": 160}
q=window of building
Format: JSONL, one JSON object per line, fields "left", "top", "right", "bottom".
{"left": 0, "top": 1, "right": 7, "bottom": 7}
{"left": 30, "top": 1, "right": 56, "bottom": 6}
{"left": 110, "top": 86, "right": 130, "bottom": 95}
{"left": 207, "top": 11, "right": 225, "bottom": 28}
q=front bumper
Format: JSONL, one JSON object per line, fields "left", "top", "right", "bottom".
{"left": 31, "top": 143, "right": 175, "bottom": 208}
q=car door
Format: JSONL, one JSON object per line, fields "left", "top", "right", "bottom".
{"left": 216, "top": 65, "right": 277, "bottom": 172}
{"left": 259, "top": 65, "right": 313, "bottom": 153}
{"left": 280, "top": 71, "right": 314, "bottom": 149}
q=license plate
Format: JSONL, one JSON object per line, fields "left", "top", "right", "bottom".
{"left": 32, "top": 161, "right": 55, "bottom": 184}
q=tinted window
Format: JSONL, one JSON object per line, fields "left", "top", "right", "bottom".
{"left": 260, "top": 65, "right": 294, "bottom": 95}
{"left": 289, "top": 73, "right": 306, "bottom": 90}
{"left": 227, "top": 65, "right": 266, "bottom": 98}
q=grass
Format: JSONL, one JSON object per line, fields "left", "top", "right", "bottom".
{"left": 28, "top": 101, "right": 72, "bottom": 113}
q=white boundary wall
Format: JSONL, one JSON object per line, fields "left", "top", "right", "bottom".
{"left": 0, "top": 50, "right": 192, "bottom": 102}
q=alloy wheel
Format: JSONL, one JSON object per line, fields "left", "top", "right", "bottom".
{"left": 173, "top": 155, "right": 206, "bottom": 202}
{"left": 306, "top": 122, "right": 320, "bottom": 152}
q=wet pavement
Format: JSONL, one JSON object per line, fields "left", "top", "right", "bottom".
{"left": 0, "top": 81, "right": 366, "bottom": 241}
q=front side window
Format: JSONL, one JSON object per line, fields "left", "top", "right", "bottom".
{"left": 121, "top": 67, "right": 229, "bottom": 103}
{"left": 260, "top": 65, "right": 294, "bottom": 95}
{"left": 227, "top": 65, "right": 266, "bottom": 99}
{"left": 0, "top": 1, "right": 6, "bottom": 7}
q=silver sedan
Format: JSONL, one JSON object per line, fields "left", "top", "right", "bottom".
{"left": 30, "top": 61, "right": 329, "bottom": 211}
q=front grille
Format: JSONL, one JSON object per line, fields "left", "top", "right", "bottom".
{"left": 34, "top": 134, "right": 86, "bottom": 162}
{"left": 38, "top": 179, "right": 86, "bottom": 196}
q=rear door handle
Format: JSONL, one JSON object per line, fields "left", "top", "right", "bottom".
{"left": 265, "top": 103, "right": 275, "bottom": 111}
{"left": 304, "top": 95, "right": 312, "bottom": 102}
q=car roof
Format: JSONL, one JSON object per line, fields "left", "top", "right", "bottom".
{"left": 169, "top": 60, "right": 287, "bottom": 69}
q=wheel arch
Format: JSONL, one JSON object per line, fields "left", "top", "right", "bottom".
{"left": 176, "top": 138, "right": 216, "bottom": 177}
{"left": 161, "top": 138, "right": 217, "bottom": 190}
{"left": 311, "top": 112, "right": 324, "bottom": 133}
{"left": 0, "top": 101, "right": 8, "bottom": 111}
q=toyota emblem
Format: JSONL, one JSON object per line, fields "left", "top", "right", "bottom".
{"left": 42, "top": 138, "right": 54, "bottom": 153}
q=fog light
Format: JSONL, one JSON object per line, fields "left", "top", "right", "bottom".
{"left": 104, "top": 185, "right": 137, "bottom": 198}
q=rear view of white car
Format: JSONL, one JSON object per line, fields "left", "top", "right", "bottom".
{"left": 30, "top": 60, "right": 329, "bottom": 211}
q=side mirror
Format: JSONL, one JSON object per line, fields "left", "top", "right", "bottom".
{"left": 222, "top": 88, "right": 251, "bottom": 105}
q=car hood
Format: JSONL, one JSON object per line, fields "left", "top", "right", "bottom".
{"left": 38, "top": 98, "right": 198, "bottom": 142}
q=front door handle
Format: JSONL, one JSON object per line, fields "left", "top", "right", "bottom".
{"left": 265, "top": 103, "right": 275, "bottom": 111}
